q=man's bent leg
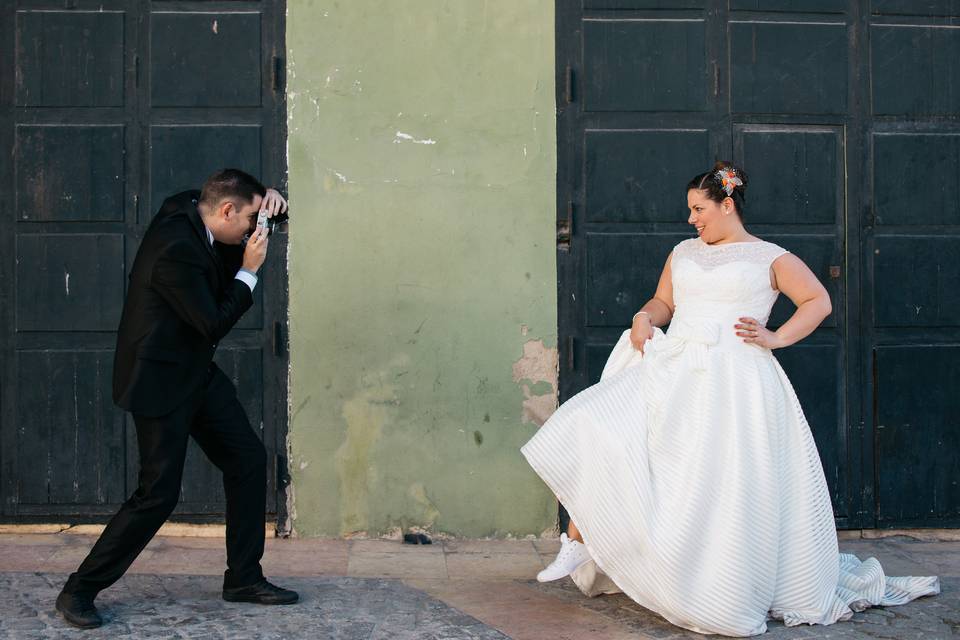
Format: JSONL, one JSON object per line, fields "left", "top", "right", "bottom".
{"left": 190, "top": 365, "right": 267, "bottom": 589}
{"left": 62, "top": 398, "right": 198, "bottom": 596}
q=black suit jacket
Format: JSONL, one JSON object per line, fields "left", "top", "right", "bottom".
{"left": 113, "top": 190, "right": 253, "bottom": 417}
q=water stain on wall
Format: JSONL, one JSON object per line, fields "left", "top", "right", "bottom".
{"left": 334, "top": 385, "right": 398, "bottom": 535}
{"left": 408, "top": 481, "right": 441, "bottom": 529}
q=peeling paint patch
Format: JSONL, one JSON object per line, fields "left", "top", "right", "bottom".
{"left": 394, "top": 131, "right": 437, "bottom": 145}
{"left": 512, "top": 340, "right": 559, "bottom": 426}
{"left": 322, "top": 169, "right": 361, "bottom": 194}
{"left": 212, "top": 19, "right": 219, "bottom": 34}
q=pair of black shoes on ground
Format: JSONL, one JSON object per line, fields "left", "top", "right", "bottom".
{"left": 56, "top": 580, "right": 299, "bottom": 629}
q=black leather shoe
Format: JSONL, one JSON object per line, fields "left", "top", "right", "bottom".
{"left": 222, "top": 579, "right": 299, "bottom": 605}
{"left": 56, "top": 590, "right": 103, "bottom": 629}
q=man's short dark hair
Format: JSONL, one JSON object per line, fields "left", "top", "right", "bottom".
{"left": 199, "top": 168, "right": 266, "bottom": 208}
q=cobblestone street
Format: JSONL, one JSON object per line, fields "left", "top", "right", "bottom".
{"left": 0, "top": 530, "right": 955, "bottom": 639}
{"left": 2, "top": 573, "right": 508, "bottom": 640}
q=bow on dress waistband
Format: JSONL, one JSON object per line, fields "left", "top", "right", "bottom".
{"left": 645, "top": 317, "right": 720, "bottom": 372}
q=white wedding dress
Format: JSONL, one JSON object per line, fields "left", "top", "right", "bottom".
{"left": 521, "top": 238, "right": 939, "bottom": 637}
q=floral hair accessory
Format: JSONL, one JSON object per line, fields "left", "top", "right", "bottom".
{"left": 714, "top": 168, "right": 742, "bottom": 196}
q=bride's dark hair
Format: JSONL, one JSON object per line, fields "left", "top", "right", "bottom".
{"left": 687, "top": 161, "right": 749, "bottom": 219}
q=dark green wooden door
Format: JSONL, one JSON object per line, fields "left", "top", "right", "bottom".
{"left": 867, "top": 2, "right": 960, "bottom": 528}
{"left": 0, "top": 1, "right": 289, "bottom": 525}
{"left": 557, "top": 0, "right": 960, "bottom": 529}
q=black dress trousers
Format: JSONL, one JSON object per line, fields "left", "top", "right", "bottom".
{"left": 63, "top": 364, "right": 267, "bottom": 595}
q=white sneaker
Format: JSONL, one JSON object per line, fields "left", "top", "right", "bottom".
{"left": 537, "top": 533, "right": 590, "bottom": 582}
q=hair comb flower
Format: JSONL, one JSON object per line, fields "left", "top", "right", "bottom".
{"left": 714, "top": 168, "right": 742, "bottom": 196}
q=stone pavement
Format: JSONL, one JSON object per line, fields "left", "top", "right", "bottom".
{"left": 1, "top": 573, "right": 508, "bottom": 640}
{"left": 0, "top": 530, "right": 956, "bottom": 639}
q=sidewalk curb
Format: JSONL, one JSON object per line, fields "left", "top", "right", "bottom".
{"left": 1, "top": 524, "right": 958, "bottom": 541}
{"left": 0, "top": 523, "right": 276, "bottom": 538}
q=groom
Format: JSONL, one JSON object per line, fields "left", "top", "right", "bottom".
{"left": 56, "top": 169, "right": 298, "bottom": 629}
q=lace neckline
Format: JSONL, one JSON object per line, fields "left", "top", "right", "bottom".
{"left": 674, "top": 237, "right": 788, "bottom": 269}
{"left": 697, "top": 238, "right": 764, "bottom": 248}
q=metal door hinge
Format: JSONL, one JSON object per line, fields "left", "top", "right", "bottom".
{"left": 565, "top": 336, "right": 575, "bottom": 371}
{"left": 276, "top": 455, "right": 291, "bottom": 489}
{"left": 564, "top": 65, "right": 574, "bottom": 103}
{"left": 273, "top": 320, "right": 284, "bottom": 357}
{"left": 272, "top": 56, "right": 285, "bottom": 93}
{"left": 557, "top": 201, "right": 573, "bottom": 250}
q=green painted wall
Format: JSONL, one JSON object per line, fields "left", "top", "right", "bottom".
{"left": 286, "top": 1, "right": 558, "bottom": 537}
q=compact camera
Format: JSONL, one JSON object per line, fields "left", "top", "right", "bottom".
{"left": 255, "top": 209, "right": 289, "bottom": 235}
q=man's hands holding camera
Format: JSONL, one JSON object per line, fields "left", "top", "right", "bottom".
{"left": 242, "top": 227, "right": 269, "bottom": 273}
{"left": 242, "top": 189, "right": 288, "bottom": 274}
{"left": 261, "top": 188, "right": 288, "bottom": 219}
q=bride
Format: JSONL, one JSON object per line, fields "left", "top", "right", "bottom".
{"left": 521, "top": 162, "right": 939, "bottom": 636}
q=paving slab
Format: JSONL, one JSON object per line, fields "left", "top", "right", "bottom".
{"left": 346, "top": 550, "right": 449, "bottom": 580}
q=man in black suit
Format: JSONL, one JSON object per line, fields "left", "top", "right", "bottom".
{"left": 56, "top": 169, "right": 298, "bottom": 629}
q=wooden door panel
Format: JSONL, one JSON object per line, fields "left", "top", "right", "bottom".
{"left": 14, "top": 350, "right": 126, "bottom": 508}
{"left": 732, "top": 0, "right": 846, "bottom": 11}
{"left": 585, "top": 130, "right": 711, "bottom": 223}
{"left": 730, "top": 21, "right": 848, "bottom": 116}
{"left": 15, "top": 234, "right": 126, "bottom": 332}
{"left": 874, "top": 236, "right": 960, "bottom": 328}
{"left": 584, "top": 0, "right": 704, "bottom": 8}
{"left": 15, "top": 10, "right": 125, "bottom": 108}
{"left": 871, "top": 25, "right": 960, "bottom": 116}
{"left": 150, "top": 12, "right": 262, "bottom": 108}
{"left": 872, "top": 0, "right": 960, "bottom": 16}
{"left": 875, "top": 346, "right": 960, "bottom": 526}
{"left": 873, "top": 133, "right": 960, "bottom": 226}
{"left": 735, "top": 127, "right": 842, "bottom": 226}
{"left": 15, "top": 125, "right": 126, "bottom": 222}
{"left": 582, "top": 19, "right": 709, "bottom": 113}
